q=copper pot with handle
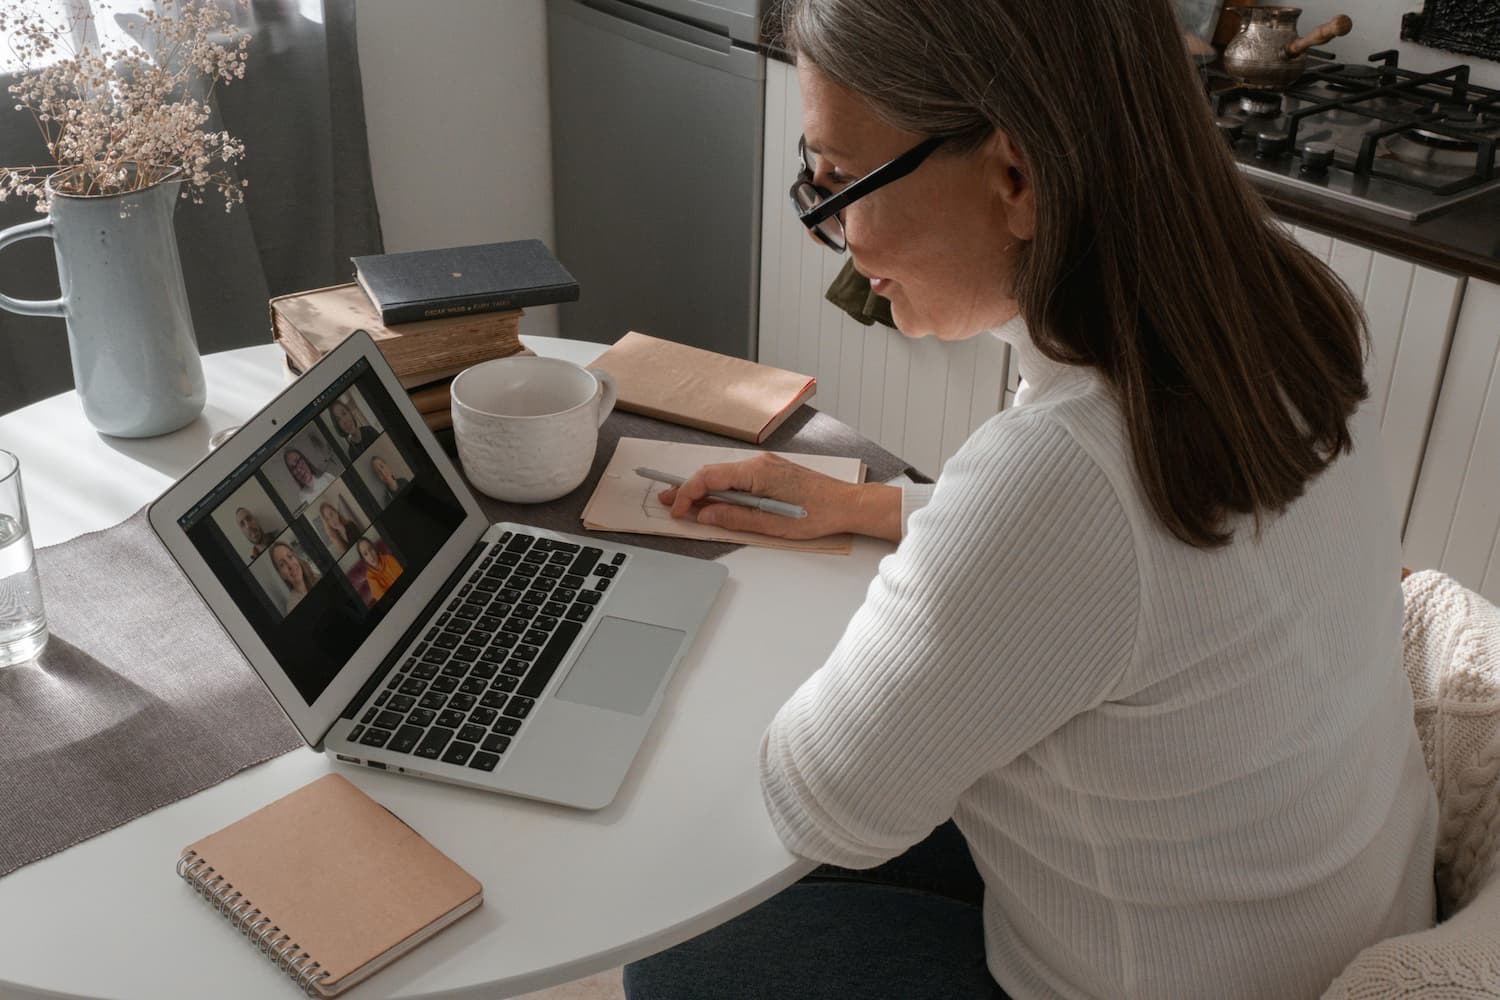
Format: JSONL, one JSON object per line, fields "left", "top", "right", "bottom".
{"left": 1222, "top": 6, "right": 1353, "bottom": 90}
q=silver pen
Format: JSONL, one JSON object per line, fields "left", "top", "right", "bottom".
{"left": 635, "top": 466, "right": 808, "bottom": 519}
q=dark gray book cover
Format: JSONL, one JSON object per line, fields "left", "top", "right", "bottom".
{"left": 351, "top": 239, "right": 579, "bottom": 324}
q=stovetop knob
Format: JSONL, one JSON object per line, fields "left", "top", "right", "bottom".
{"left": 1255, "top": 131, "right": 1291, "bottom": 160}
{"left": 1215, "top": 117, "right": 1244, "bottom": 148}
{"left": 1298, "top": 140, "right": 1336, "bottom": 175}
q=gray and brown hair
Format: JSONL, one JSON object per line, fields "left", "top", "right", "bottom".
{"left": 783, "top": 0, "right": 1369, "bottom": 547}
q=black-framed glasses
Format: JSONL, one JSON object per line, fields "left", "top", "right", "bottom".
{"left": 790, "top": 134, "right": 946, "bottom": 252}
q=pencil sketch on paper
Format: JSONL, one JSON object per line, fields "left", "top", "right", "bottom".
{"left": 637, "top": 482, "right": 673, "bottom": 521}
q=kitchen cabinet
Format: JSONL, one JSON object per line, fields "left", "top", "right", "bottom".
{"left": 1402, "top": 277, "right": 1500, "bottom": 603}
{"left": 757, "top": 58, "right": 1010, "bottom": 478}
{"left": 1287, "top": 226, "right": 1463, "bottom": 535}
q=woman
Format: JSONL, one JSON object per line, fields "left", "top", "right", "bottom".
{"left": 330, "top": 399, "right": 379, "bottom": 459}
{"left": 370, "top": 454, "right": 410, "bottom": 505}
{"left": 626, "top": 2, "right": 1438, "bottom": 998}
{"left": 282, "top": 446, "right": 338, "bottom": 510}
{"left": 269, "top": 540, "right": 320, "bottom": 614}
{"left": 317, "top": 500, "right": 361, "bottom": 557}
{"left": 357, "top": 537, "right": 402, "bottom": 603}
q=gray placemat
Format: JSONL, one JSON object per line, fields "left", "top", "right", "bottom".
{"left": 461, "top": 406, "right": 915, "bottom": 560}
{"left": 0, "top": 405, "right": 909, "bottom": 879}
{"left": 0, "top": 511, "right": 306, "bottom": 878}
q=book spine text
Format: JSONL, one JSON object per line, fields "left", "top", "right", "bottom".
{"left": 376, "top": 283, "right": 579, "bottom": 325}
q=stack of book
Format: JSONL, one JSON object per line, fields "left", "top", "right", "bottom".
{"left": 271, "top": 239, "right": 580, "bottom": 432}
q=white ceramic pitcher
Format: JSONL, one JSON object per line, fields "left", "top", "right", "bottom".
{"left": 0, "top": 169, "right": 206, "bottom": 437}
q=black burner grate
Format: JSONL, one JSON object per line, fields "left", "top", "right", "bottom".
{"left": 1208, "top": 51, "right": 1500, "bottom": 198}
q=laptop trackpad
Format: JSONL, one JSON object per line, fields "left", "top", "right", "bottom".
{"left": 553, "top": 617, "right": 686, "bottom": 716}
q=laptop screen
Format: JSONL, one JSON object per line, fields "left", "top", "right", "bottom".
{"left": 176, "top": 357, "right": 467, "bottom": 706}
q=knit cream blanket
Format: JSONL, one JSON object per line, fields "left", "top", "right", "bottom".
{"left": 1323, "top": 570, "right": 1500, "bottom": 999}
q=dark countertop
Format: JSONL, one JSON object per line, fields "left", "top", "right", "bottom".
{"left": 1252, "top": 179, "right": 1500, "bottom": 283}
{"left": 758, "top": 41, "right": 792, "bottom": 64}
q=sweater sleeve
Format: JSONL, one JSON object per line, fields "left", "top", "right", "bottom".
{"left": 900, "top": 484, "right": 936, "bottom": 538}
{"left": 760, "top": 414, "right": 1140, "bottom": 868}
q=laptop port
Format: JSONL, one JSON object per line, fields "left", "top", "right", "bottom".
{"left": 367, "top": 760, "right": 387, "bottom": 770}
{"left": 335, "top": 753, "right": 360, "bottom": 764}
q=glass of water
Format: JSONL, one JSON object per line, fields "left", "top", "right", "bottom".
{"left": 0, "top": 450, "right": 47, "bottom": 667}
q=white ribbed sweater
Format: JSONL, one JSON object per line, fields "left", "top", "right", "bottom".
{"left": 759, "top": 318, "right": 1439, "bottom": 999}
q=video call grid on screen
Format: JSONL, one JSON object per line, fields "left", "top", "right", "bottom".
{"left": 178, "top": 358, "right": 467, "bottom": 705}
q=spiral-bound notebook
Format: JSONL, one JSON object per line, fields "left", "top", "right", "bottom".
{"left": 177, "top": 774, "right": 482, "bottom": 996}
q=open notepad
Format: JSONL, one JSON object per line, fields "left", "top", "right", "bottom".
{"left": 582, "top": 438, "right": 866, "bottom": 555}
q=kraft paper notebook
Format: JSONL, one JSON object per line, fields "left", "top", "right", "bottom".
{"left": 176, "top": 774, "right": 482, "bottom": 996}
{"left": 582, "top": 437, "right": 866, "bottom": 555}
{"left": 588, "top": 331, "right": 817, "bottom": 444}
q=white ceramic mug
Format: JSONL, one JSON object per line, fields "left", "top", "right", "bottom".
{"left": 450, "top": 356, "right": 618, "bottom": 503}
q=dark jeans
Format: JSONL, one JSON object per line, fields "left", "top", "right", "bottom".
{"left": 623, "top": 821, "right": 1009, "bottom": 1000}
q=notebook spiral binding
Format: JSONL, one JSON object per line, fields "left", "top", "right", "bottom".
{"left": 177, "top": 850, "right": 332, "bottom": 996}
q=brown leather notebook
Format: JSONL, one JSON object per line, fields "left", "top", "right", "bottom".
{"left": 177, "top": 774, "right": 482, "bottom": 996}
{"left": 589, "top": 331, "right": 817, "bottom": 444}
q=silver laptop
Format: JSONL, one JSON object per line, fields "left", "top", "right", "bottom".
{"left": 149, "top": 331, "right": 726, "bottom": 810}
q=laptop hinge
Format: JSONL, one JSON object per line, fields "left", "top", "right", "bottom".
{"left": 331, "top": 540, "right": 488, "bottom": 729}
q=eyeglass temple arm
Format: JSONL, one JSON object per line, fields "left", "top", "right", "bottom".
{"left": 797, "top": 135, "right": 947, "bottom": 226}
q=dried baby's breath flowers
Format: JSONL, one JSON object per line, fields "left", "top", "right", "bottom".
{"left": 0, "top": 0, "right": 250, "bottom": 212}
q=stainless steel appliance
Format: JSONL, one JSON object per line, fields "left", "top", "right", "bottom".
{"left": 1211, "top": 50, "right": 1500, "bottom": 221}
{"left": 548, "top": 0, "right": 766, "bottom": 358}
{"left": 1221, "top": 6, "right": 1351, "bottom": 91}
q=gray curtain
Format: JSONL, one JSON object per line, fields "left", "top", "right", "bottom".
{"left": 0, "top": 0, "right": 384, "bottom": 414}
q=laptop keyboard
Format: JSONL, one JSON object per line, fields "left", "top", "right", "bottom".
{"left": 346, "top": 530, "right": 627, "bottom": 773}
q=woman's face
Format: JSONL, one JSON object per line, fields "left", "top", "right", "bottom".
{"left": 285, "top": 449, "right": 313, "bottom": 486}
{"left": 372, "top": 456, "right": 394, "bottom": 489}
{"left": 320, "top": 503, "right": 340, "bottom": 532}
{"left": 273, "top": 544, "right": 305, "bottom": 590}
{"left": 359, "top": 540, "right": 380, "bottom": 567}
{"left": 333, "top": 403, "right": 356, "bottom": 436}
{"left": 796, "top": 60, "right": 1029, "bottom": 341}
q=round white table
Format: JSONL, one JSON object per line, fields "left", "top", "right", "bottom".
{"left": 0, "top": 340, "right": 894, "bottom": 1000}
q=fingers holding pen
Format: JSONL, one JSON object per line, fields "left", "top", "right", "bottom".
{"left": 658, "top": 484, "right": 757, "bottom": 526}
{"left": 658, "top": 488, "right": 781, "bottom": 535}
{"left": 692, "top": 501, "right": 788, "bottom": 535}
{"left": 651, "top": 452, "right": 900, "bottom": 542}
{"left": 655, "top": 453, "right": 859, "bottom": 541}
{"left": 666, "top": 460, "right": 757, "bottom": 520}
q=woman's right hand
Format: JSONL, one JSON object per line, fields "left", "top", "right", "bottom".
{"left": 659, "top": 452, "right": 902, "bottom": 543}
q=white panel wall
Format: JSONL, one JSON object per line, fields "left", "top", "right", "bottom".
{"left": 757, "top": 59, "right": 1009, "bottom": 478}
{"left": 1289, "top": 225, "right": 1462, "bottom": 533}
{"left": 1403, "top": 278, "right": 1500, "bottom": 602}
{"left": 356, "top": 0, "right": 558, "bottom": 340}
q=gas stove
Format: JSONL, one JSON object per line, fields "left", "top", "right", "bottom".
{"left": 1208, "top": 50, "right": 1500, "bottom": 222}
